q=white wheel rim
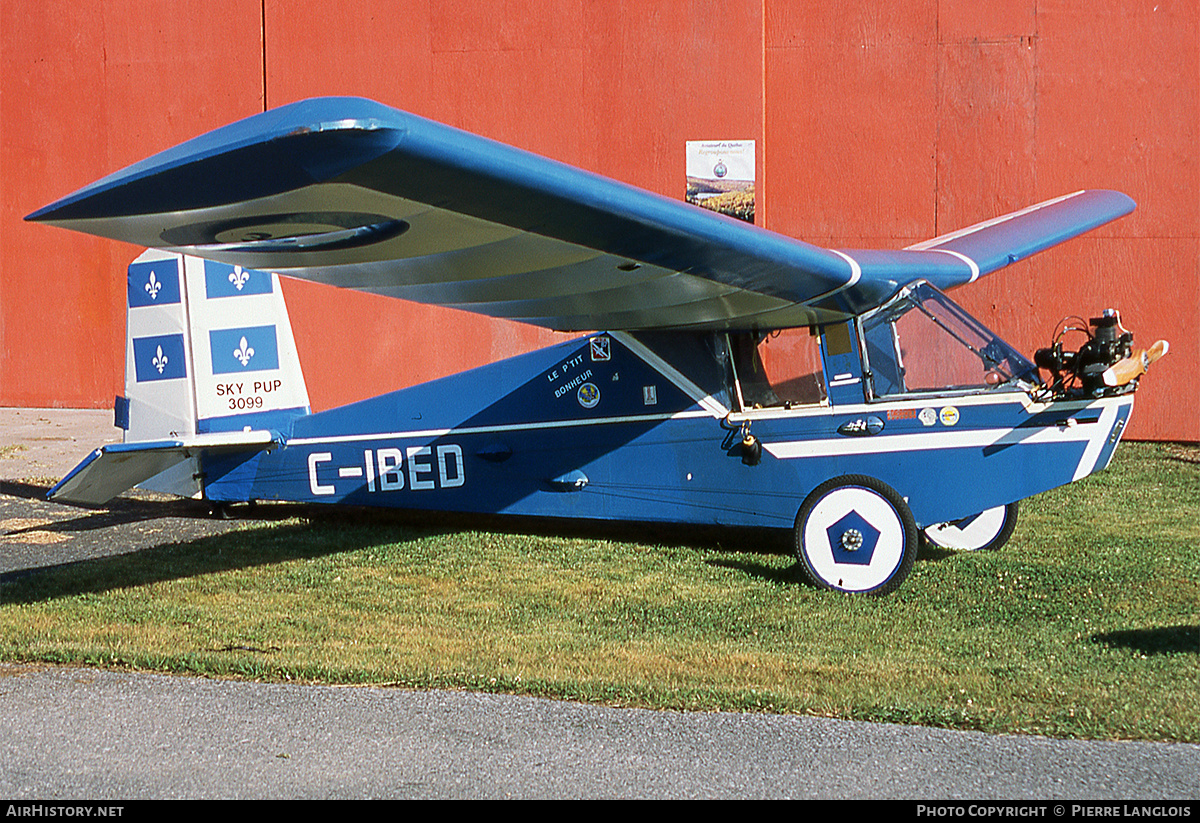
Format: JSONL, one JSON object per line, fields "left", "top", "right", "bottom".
{"left": 802, "top": 486, "right": 906, "bottom": 592}
{"left": 924, "top": 505, "right": 1008, "bottom": 550}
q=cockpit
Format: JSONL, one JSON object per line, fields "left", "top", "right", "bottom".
{"left": 725, "top": 281, "right": 1039, "bottom": 412}
{"left": 858, "top": 281, "right": 1039, "bottom": 400}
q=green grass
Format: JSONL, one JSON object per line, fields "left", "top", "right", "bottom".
{"left": 1, "top": 443, "right": 1196, "bottom": 741}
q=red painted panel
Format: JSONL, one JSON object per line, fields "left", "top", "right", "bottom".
{"left": 1037, "top": 1, "right": 1199, "bottom": 237}
{"left": 935, "top": 40, "right": 1037, "bottom": 230}
{"left": 764, "top": 39, "right": 939, "bottom": 242}
{"left": 938, "top": 0, "right": 1036, "bottom": 42}
{"left": 1, "top": 0, "right": 265, "bottom": 408}
{"left": 766, "top": 2, "right": 936, "bottom": 48}
{"left": 262, "top": 0, "right": 437, "bottom": 116}
{"left": 765, "top": 1, "right": 1197, "bottom": 440}
{"left": 1030, "top": 0, "right": 1198, "bottom": 439}
{"left": 1, "top": 0, "right": 1194, "bottom": 442}
{"left": 279, "top": 279, "right": 570, "bottom": 415}
{"left": 263, "top": 0, "right": 588, "bottom": 408}
{"left": 579, "top": 1, "right": 764, "bottom": 197}
{"left": 261, "top": 1, "right": 565, "bottom": 410}
{"left": 430, "top": 0, "right": 585, "bottom": 53}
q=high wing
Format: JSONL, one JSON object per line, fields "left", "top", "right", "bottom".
{"left": 27, "top": 96, "right": 1134, "bottom": 331}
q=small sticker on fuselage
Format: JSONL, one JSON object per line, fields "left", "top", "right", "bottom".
{"left": 578, "top": 383, "right": 600, "bottom": 408}
{"left": 919, "top": 408, "right": 937, "bottom": 427}
{"left": 939, "top": 406, "right": 960, "bottom": 426}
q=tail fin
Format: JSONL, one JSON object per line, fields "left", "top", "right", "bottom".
{"left": 49, "top": 251, "right": 309, "bottom": 504}
{"left": 123, "top": 250, "right": 310, "bottom": 440}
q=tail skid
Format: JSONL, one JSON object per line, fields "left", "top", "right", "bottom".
{"left": 49, "top": 251, "right": 310, "bottom": 504}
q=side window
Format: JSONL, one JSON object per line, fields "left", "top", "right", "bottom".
{"left": 730, "top": 328, "right": 826, "bottom": 410}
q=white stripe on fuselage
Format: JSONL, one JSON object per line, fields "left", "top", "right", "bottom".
{"left": 1071, "top": 401, "right": 1120, "bottom": 480}
{"left": 763, "top": 399, "right": 1131, "bottom": 460}
{"left": 610, "top": 331, "right": 730, "bottom": 418}
{"left": 287, "top": 408, "right": 716, "bottom": 447}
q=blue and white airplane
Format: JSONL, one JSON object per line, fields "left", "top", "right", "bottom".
{"left": 27, "top": 97, "right": 1168, "bottom": 595}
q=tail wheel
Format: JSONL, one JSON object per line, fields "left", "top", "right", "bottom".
{"left": 794, "top": 475, "right": 918, "bottom": 596}
{"left": 923, "top": 502, "right": 1018, "bottom": 552}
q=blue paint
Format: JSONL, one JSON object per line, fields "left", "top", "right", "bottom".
{"left": 209, "top": 325, "right": 280, "bottom": 374}
{"left": 828, "top": 511, "right": 880, "bottom": 566}
{"left": 128, "top": 258, "right": 181, "bottom": 307}
{"left": 30, "top": 99, "right": 1149, "bottom": 595}
{"left": 27, "top": 98, "right": 1136, "bottom": 332}
{"left": 132, "top": 334, "right": 187, "bottom": 382}
{"left": 203, "top": 259, "right": 274, "bottom": 298}
{"left": 113, "top": 395, "right": 130, "bottom": 430}
{"left": 198, "top": 314, "right": 1134, "bottom": 533}
{"left": 197, "top": 404, "right": 308, "bottom": 435}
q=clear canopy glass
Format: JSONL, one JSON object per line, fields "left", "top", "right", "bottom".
{"left": 860, "top": 281, "right": 1037, "bottom": 399}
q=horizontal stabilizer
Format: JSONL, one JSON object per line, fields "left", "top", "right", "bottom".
{"left": 48, "top": 431, "right": 276, "bottom": 506}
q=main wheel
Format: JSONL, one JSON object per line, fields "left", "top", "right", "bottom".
{"left": 922, "top": 502, "right": 1018, "bottom": 552}
{"left": 794, "top": 475, "right": 918, "bottom": 596}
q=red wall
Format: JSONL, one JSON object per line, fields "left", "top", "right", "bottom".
{"left": 2, "top": 1, "right": 1196, "bottom": 440}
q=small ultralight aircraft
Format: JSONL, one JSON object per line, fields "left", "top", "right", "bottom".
{"left": 27, "top": 97, "right": 1167, "bottom": 595}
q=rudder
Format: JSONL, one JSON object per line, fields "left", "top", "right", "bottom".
{"left": 124, "top": 250, "right": 310, "bottom": 440}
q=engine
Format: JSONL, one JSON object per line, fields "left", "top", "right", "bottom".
{"left": 1034, "top": 309, "right": 1166, "bottom": 398}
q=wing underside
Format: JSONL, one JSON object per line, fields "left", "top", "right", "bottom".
{"left": 27, "top": 97, "right": 1135, "bottom": 330}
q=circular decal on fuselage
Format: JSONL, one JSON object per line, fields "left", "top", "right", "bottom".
{"left": 919, "top": 408, "right": 937, "bottom": 427}
{"left": 939, "top": 406, "right": 960, "bottom": 426}
{"left": 577, "top": 382, "right": 600, "bottom": 408}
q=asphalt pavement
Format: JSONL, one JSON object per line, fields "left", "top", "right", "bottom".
{"left": 1, "top": 408, "right": 1197, "bottom": 800}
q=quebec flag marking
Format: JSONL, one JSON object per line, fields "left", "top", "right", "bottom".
{"left": 128, "top": 259, "right": 181, "bottom": 307}
{"left": 210, "top": 325, "right": 279, "bottom": 374}
{"left": 204, "top": 259, "right": 274, "bottom": 298}
{"left": 132, "top": 334, "right": 187, "bottom": 382}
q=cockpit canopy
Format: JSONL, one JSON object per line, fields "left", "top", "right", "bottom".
{"left": 860, "top": 281, "right": 1038, "bottom": 399}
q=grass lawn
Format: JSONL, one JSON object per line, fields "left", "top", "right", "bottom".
{"left": 1, "top": 442, "right": 1196, "bottom": 742}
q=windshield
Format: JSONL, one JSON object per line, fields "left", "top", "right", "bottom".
{"left": 860, "top": 282, "right": 1037, "bottom": 399}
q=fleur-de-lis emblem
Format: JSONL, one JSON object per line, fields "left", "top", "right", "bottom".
{"left": 152, "top": 345, "right": 168, "bottom": 374}
{"left": 233, "top": 336, "right": 254, "bottom": 367}
{"left": 228, "top": 266, "right": 250, "bottom": 291}
{"left": 145, "top": 271, "right": 162, "bottom": 299}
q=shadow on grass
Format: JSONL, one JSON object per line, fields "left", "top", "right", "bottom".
{"left": 1093, "top": 625, "right": 1200, "bottom": 656}
{"left": 0, "top": 516, "right": 450, "bottom": 604}
{"left": 705, "top": 556, "right": 808, "bottom": 586}
{"left": 1, "top": 484, "right": 798, "bottom": 603}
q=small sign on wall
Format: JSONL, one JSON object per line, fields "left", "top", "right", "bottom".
{"left": 686, "top": 140, "right": 755, "bottom": 223}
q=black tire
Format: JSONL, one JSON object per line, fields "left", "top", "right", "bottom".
{"left": 794, "top": 474, "right": 918, "bottom": 596}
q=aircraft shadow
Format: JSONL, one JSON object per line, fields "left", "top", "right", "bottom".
{"left": 0, "top": 514, "right": 449, "bottom": 604}
{"left": 3, "top": 479, "right": 971, "bottom": 597}
{"left": 0, "top": 488, "right": 802, "bottom": 602}
{"left": 1092, "top": 625, "right": 1200, "bottom": 656}
{"left": 1, "top": 480, "right": 235, "bottom": 532}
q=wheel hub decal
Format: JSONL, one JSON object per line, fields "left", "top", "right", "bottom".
{"left": 826, "top": 511, "right": 879, "bottom": 565}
